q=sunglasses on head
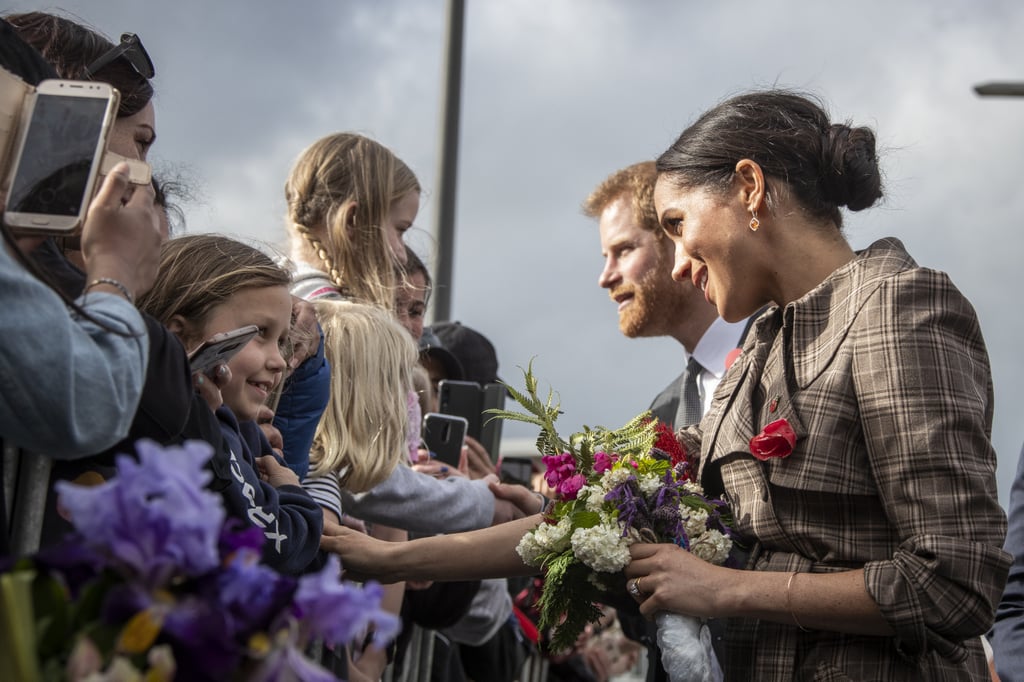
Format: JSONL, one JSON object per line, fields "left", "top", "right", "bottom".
{"left": 83, "top": 33, "right": 155, "bottom": 80}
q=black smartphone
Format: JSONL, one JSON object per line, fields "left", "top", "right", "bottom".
{"left": 188, "top": 325, "right": 259, "bottom": 374}
{"left": 499, "top": 457, "right": 534, "bottom": 487}
{"left": 422, "top": 412, "right": 468, "bottom": 467}
{"left": 438, "top": 379, "right": 483, "bottom": 440}
{"left": 479, "top": 382, "right": 506, "bottom": 463}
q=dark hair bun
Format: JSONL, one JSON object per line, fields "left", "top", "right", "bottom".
{"left": 821, "top": 124, "right": 883, "bottom": 211}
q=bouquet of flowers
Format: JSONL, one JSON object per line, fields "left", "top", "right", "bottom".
{"left": 0, "top": 439, "right": 396, "bottom": 682}
{"left": 492, "top": 363, "right": 733, "bottom": 680}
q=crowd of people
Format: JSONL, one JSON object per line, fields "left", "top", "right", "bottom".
{"left": 1, "top": 9, "right": 1022, "bottom": 682}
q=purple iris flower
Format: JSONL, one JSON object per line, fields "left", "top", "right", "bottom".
{"left": 606, "top": 478, "right": 652, "bottom": 536}
{"left": 54, "top": 439, "right": 225, "bottom": 589}
{"left": 213, "top": 548, "right": 297, "bottom": 638}
{"left": 32, "top": 535, "right": 102, "bottom": 597}
{"left": 219, "top": 518, "right": 267, "bottom": 557}
{"left": 292, "top": 556, "right": 399, "bottom": 647}
{"left": 100, "top": 582, "right": 241, "bottom": 681}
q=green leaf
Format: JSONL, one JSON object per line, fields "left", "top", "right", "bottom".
{"left": 32, "top": 572, "right": 71, "bottom": 659}
{"left": 571, "top": 510, "right": 601, "bottom": 529}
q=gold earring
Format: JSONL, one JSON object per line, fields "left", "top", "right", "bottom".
{"left": 749, "top": 210, "right": 760, "bottom": 232}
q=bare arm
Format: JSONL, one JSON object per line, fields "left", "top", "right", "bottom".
{"left": 323, "top": 513, "right": 542, "bottom": 584}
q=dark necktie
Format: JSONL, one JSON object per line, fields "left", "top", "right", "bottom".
{"left": 674, "top": 356, "right": 704, "bottom": 428}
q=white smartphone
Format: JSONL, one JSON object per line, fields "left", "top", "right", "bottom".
{"left": 2, "top": 79, "right": 119, "bottom": 235}
{"left": 188, "top": 325, "right": 260, "bottom": 375}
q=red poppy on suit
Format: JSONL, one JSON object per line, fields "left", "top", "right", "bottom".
{"left": 749, "top": 418, "right": 796, "bottom": 461}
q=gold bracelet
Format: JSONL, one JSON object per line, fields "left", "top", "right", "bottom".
{"left": 786, "top": 571, "right": 811, "bottom": 632}
{"left": 85, "top": 277, "right": 134, "bottom": 304}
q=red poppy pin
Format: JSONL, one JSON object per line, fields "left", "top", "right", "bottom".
{"left": 749, "top": 418, "right": 796, "bottom": 461}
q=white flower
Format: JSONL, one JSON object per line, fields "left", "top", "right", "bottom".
{"left": 683, "top": 508, "right": 709, "bottom": 538}
{"left": 571, "top": 523, "right": 631, "bottom": 573}
{"left": 681, "top": 480, "right": 705, "bottom": 495}
{"left": 689, "top": 529, "right": 732, "bottom": 565}
{"left": 516, "top": 515, "right": 573, "bottom": 566}
{"left": 637, "top": 471, "right": 663, "bottom": 497}
{"left": 516, "top": 531, "right": 545, "bottom": 566}
{"left": 601, "top": 466, "right": 633, "bottom": 490}
{"left": 582, "top": 485, "right": 606, "bottom": 513}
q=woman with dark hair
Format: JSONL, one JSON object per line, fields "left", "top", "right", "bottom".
{"left": 5, "top": 11, "right": 156, "bottom": 162}
{"left": 1, "top": 13, "right": 227, "bottom": 557}
{"left": 1, "top": 19, "right": 162, "bottom": 554}
{"left": 323, "top": 89, "right": 1011, "bottom": 680}
{"left": 622, "top": 89, "right": 1010, "bottom": 679}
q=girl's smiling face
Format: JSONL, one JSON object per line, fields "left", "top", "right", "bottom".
{"left": 190, "top": 285, "right": 292, "bottom": 421}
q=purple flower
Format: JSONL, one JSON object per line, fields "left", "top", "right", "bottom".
{"left": 213, "top": 548, "right": 297, "bottom": 638}
{"left": 100, "top": 583, "right": 240, "bottom": 681}
{"left": 32, "top": 535, "right": 102, "bottom": 597}
{"left": 55, "top": 439, "right": 225, "bottom": 588}
{"left": 606, "top": 478, "right": 651, "bottom": 535}
{"left": 292, "top": 556, "right": 399, "bottom": 647}
{"left": 592, "top": 452, "right": 615, "bottom": 474}
{"left": 219, "top": 518, "right": 267, "bottom": 558}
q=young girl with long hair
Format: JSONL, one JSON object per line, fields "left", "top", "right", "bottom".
{"left": 137, "top": 234, "right": 323, "bottom": 575}
{"left": 285, "top": 132, "right": 420, "bottom": 308}
{"left": 300, "top": 300, "right": 419, "bottom": 516}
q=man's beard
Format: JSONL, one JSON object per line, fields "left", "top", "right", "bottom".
{"left": 618, "top": 268, "right": 690, "bottom": 338}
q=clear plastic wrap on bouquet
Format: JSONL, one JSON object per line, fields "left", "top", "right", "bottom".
{"left": 655, "top": 612, "right": 723, "bottom": 682}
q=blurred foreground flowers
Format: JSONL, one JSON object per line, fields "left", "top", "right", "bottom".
{"left": 0, "top": 439, "right": 396, "bottom": 681}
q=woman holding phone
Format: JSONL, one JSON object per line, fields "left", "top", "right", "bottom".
{"left": 1, "top": 21, "right": 162, "bottom": 555}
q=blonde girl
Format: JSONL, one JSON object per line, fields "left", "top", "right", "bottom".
{"left": 137, "top": 234, "right": 323, "bottom": 574}
{"left": 302, "top": 301, "right": 419, "bottom": 517}
{"left": 286, "top": 133, "right": 420, "bottom": 309}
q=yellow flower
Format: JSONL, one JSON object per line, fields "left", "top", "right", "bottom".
{"left": 117, "top": 607, "right": 164, "bottom": 655}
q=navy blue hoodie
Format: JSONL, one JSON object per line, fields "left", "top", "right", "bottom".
{"left": 214, "top": 406, "right": 324, "bottom": 575}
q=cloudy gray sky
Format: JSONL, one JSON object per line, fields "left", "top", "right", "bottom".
{"left": 12, "top": 0, "right": 1024, "bottom": 504}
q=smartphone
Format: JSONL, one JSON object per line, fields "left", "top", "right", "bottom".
{"left": 479, "top": 382, "right": 506, "bottom": 463}
{"left": 188, "top": 325, "right": 260, "bottom": 374}
{"left": 3, "top": 79, "right": 118, "bottom": 235}
{"left": 500, "top": 457, "right": 534, "bottom": 487}
{"left": 438, "top": 379, "right": 483, "bottom": 441}
{"left": 422, "top": 412, "right": 468, "bottom": 467}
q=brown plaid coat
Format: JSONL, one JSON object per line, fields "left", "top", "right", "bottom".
{"left": 679, "top": 238, "right": 1011, "bottom": 681}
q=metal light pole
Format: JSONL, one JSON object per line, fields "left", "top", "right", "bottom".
{"left": 974, "top": 82, "right": 1024, "bottom": 97}
{"left": 430, "top": 0, "right": 466, "bottom": 323}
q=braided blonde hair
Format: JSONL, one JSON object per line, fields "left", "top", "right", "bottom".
{"left": 285, "top": 133, "right": 420, "bottom": 310}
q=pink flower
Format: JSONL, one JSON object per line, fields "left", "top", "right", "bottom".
{"left": 593, "top": 452, "right": 616, "bottom": 474}
{"left": 557, "top": 474, "right": 586, "bottom": 500}
{"left": 542, "top": 453, "right": 576, "bottom": 490}
{"left": 749, "top": 419, "right": 796, "bottom": 461}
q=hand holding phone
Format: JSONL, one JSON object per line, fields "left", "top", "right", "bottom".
{"left": 79, "top": 164, "right": 162, "bottom": 299}
{"left": 3, "top": 80, "right": 119, "bottom": 234}
{"left": 188, "top": 325, "right": 259, "bottom": 375}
